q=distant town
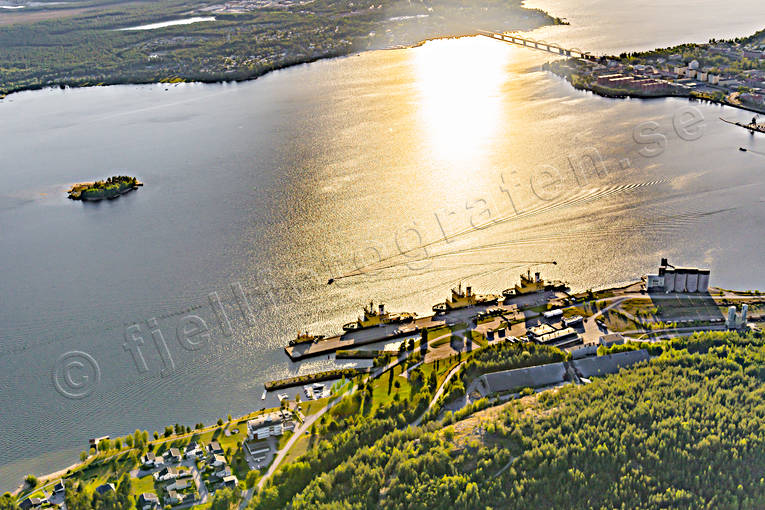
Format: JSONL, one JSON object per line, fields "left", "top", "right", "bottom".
{"left": 547, "top": 31, "right": 765, "bottom": 114}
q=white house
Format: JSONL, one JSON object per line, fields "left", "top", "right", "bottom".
{"left": 153, "top": 467, "right": 179, "bottom": 482}
{"left": 247, "top": 410, "right": 291, "bottom": 441}
{"left": 211, "top": 454, "right": 227, "bottom": 468}
{"left": 166, "top": 479, "right": 190, "bottom": 493}
{"left": 141, "top": 452, "right": 163, "bottom": 469}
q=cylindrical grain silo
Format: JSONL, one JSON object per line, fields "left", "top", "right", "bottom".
{"left": 674, "top": 272, "right": 687, "bottom": 293}
{"left": 664, "top": 270, "right": 676, "bottom": 293}
{"left": 686, "top": 270, "right": 699, "bottom": 293}
{"left": 698, "top": 270, "right": 710, "bottom": 293}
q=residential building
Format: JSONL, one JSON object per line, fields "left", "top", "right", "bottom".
{"left": 165, "top": 447, "right": 182, "bottom": 463}
{"left": 137, "top": 492, "right": 160, "bottom": 510}
{"left": 210, "top": 454, "right": 227, "bottom": 468}
{"left": 153, "top": 466, "right": 180, "bottom": 482}
{"left": 141, "top": 452, "right": 162, "bottom": 469}
{"left": 247, "top": 409, "right": 292, "bottom": 440}
{"left": 208, "top": 441, "right": 224, "bottom": 455}
{"left": 94, "top": 483, "right": 115, "bottom": 496}
{"left": 166, "top": 479, "right": 190, "bottom": 493}
{"left": 18, "top": 498, "right": 44, "bottom": 510}
{"left": 221, "top": 475, "right": 239, "bottom": 489}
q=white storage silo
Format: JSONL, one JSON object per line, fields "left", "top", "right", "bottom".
{"left": 698, "top": 270, "right": 710, "bottom": 293}
{"left": 686, "top": 271, "right": 699, "bottom": 293}
{"left": 727, "top": 306, "right": 737, "bottom": 328}
{"left": 664, "top": 270, "right": 676, "bottom": 293}
{"left": 674, "top": 272, "right": 687, "bottom": 293}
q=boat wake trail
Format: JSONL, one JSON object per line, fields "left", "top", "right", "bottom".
{"left": 327, "top": 177, "right": 673, "bottom": 283}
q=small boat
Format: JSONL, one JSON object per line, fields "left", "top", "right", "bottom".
{"left": 261, "top": 390, "right": 266, "bottom": 400}
{"left": 277, "top": 393, "right": 289, "bottom": 401}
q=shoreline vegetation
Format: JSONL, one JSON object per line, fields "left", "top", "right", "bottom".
{"left": 0, "top": 0, "right": 562, "bottom": 99}
{"left": 7, "top": 275, "right": 765, "bottom": 507}
{"left": 545, "top": 27, "right": 765, "bottom": 117}
{"left": 546, "top": 60, "right": 765, "bottom": 116}
{"left": 12, "top": 330, "right": 765, "bottom": 509}
{"left": 67, "top": 176, "right": 142, "bottom": 201}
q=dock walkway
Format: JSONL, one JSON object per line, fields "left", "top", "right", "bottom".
{"left": 285, "top": 291, "right": 562, "bottom": 361}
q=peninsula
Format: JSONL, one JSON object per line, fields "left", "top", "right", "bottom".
{"left": 545, "top": 26, "right": 765, "bottom": 115}
{"left": 67, "top": 176, "right": 142, "bottom": 201}
{"left": 0, "top": 0, "right": 564, "bottom": 97}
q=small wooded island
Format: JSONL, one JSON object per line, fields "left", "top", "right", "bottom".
{"left": 67, "top": 175, "right": 142, "bottom": 201}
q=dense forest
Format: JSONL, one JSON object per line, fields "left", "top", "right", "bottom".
{"left": 254, "top": 331, "right": 765, "bottom": 509}
{"left": 6, "top": 332, "right": 764, "bottom": 509}
{"left": 0, "top": 0, "right": 560, "bottom": 96}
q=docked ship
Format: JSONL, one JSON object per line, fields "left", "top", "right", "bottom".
{"left": 342, "top": 301, "right": 416, "bottom": 332}
{"left": 432, "top": 284, "right": 500, "bottom": 313}
{"left": 503, "top": 269, "right": 568, "bottom": 298}
{"left": 289, "top": 331, "right": 325, "bottom": 346}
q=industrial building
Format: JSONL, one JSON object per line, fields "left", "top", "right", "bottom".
{"left": 527, "top": 323, "right": 579, "bottom": 346}
{"left": 726, "top": 304, "right": 749, "bottom": 329}
{"left": 645, "top": 258, "right": 710, "bottom": 293}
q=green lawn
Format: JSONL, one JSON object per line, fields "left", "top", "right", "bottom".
{"left": 364, "top": 363, "right": 413, "bottom": 411}
{"left": 299, "top": 396, "right": 331, "bottom": 418}
{"left": 129, "top": 474, "right": 155, "bottom": 497}
{"left": 282, "top": 433, "right": 312, "bottom": 466}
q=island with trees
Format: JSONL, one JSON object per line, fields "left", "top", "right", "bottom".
{"left": 67, "top": 176, "right": 142, "bottom": 201}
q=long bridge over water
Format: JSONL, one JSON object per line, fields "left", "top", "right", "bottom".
{"left": 478, "top": 30, "right": 597, "bottom": 61}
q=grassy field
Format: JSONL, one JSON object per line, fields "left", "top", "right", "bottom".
{"left": 129, "top": 473, "right": 155, "bottom": 497}
{"left": 617, "top": 296, "right": 728, "bottom": 323}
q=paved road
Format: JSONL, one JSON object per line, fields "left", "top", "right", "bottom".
{"left": 620, "top": 324, "right": 728, "bottom": 338}
{"left": 256, "top": 348, "right": 423, "bottom": 491}
{"left": 579, "top": 297, "right": 626, "bottom": 343}
{"left": 256, "top": 384, "right": 357, "bottom": 491}
{"left": 411, "top": 361, "right": 465, "bottom": 426}
{"left": 238, "top": 488, "right": 253, "bottom": 509}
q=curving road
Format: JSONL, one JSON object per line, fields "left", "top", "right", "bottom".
{"left": 411, "top": 361, "right": 465, "bottom": 427}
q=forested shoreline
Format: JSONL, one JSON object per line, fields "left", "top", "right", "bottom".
{"left": 253, "top": 331, "right": 765, "bottom": 509}
{"left": 0, "top": 0, "right": 561, "bottom": 97}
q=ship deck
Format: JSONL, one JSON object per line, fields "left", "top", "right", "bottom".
{"left": 285, "top": 290, "right": 566, "bottom": 361}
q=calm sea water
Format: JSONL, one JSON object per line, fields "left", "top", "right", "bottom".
{"left": 3, "top": 0, "right": 765, "bottom": 489}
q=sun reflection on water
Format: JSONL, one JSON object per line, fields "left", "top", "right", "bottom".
{"left": 411, "top": 37, "right": 512, "bottom": 170}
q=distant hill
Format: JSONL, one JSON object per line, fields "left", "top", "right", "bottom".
{"left": 0, "top": 0, "right": 562, "bottom": 96}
